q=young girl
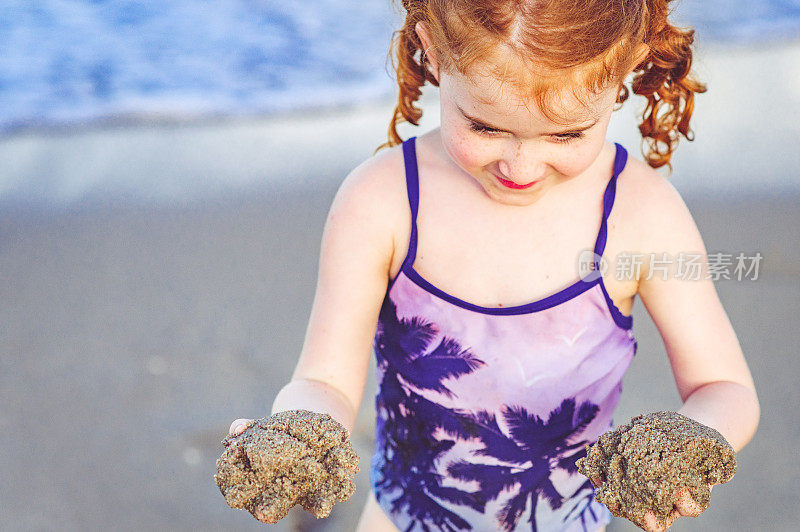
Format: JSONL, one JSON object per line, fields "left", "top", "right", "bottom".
{"left": 229, "top": 1, "right": 759, "bottom": 530}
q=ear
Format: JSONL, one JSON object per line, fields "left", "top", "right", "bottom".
{"left": 415, "top": 21, "right": 441, "bottom": 82}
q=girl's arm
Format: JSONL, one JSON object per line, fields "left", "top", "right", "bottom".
{"left": 267, "top": 150, "right": 406, "bottom": 434}
{"left": 633, "top": 172, "right": 760, "bottom": 452}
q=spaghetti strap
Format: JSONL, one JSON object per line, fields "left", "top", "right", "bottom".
{"left": 401, "top": 137, "right": 420, "bottom": 270}
{"left": 593, "top": 143, "right": 628, "bottom": 260}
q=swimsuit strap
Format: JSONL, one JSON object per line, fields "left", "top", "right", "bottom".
{"left": 593, "top": 143, "right": 629, "bottom": 262}
{"left": 401, "top": 137, "right": 420, "bottom": 270}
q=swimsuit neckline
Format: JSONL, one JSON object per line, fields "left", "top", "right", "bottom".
{"left": 400, "top": 264, "right": 601, "bottom": 316}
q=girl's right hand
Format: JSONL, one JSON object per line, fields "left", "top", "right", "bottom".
{"left": 219, "top": 411, "right": 359, "bottom": 524}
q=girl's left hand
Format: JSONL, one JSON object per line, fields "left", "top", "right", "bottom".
{"left": 638, "top": 485, "right": 709, "bottom": 531}
{"left": 592, "top": 476, "right": 712, "bottom": 532}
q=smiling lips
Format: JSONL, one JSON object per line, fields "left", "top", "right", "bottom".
{"left": 494, "top": 174, "right": 540, "bottom": 190}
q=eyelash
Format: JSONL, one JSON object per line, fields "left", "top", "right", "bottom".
{"left": 551, "top": 131, "right": 584, "bottom": 144}
{"left": 467, "top": 121, "right": 501, "bottom": 135}
{"left": 467, "top": 121, "right": 584, "bottom": 143}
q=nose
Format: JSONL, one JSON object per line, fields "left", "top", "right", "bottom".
{"left": 497, "top": 159, "right": 512, "bottom": 177}
{"left": 497, "top": 143, "right": 547, "bottom": 184}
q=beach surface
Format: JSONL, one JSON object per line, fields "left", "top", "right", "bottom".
{"left": 1, "top": 42, "right": 799, "bottom": 531}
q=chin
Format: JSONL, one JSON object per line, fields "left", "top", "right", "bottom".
{"left": 495, "top": 196, "right": 538, "bottom": 207}
{"left": 482, "top": 185, "right": 548, "bottom": 207}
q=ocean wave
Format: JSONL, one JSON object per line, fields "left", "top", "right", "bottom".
{"left": 0, "top": 0, "right": 797, "bottom": 130}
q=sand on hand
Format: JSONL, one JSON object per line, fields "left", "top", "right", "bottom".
{"left": 214, "top": 409, "right": 359, "bottom": 523}
{"left": 576, "top": 411, "right": 737, "bottom": 529}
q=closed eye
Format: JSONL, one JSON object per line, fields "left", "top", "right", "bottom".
{"left": 468, "top": 118, "right": 587, "bottom": 143}
{"left": 551, "top": 131, "right": 584, "bottom": 144}
{"left": 468, "top": 120, "right": 502, "bottom": 135}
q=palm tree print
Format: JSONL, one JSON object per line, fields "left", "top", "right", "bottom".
{"left": 447, "top": 399, "right": 600, "bottom": 531}
{"left": 373, "top": 298, "right": 487, "bottom": 531}
{"left": 562, "top": 479, "right": 601, "bottom": 530}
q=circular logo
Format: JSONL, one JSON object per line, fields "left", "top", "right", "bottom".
{"left": 577, "top": 250, "right": 608, "bottom": 282}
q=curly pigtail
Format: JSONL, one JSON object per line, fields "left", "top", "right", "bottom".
{"left": 627, "top": 0, "right": 707, "bottom": 170}
{"left": 377, "top": 1, "right": 439, "bottom": 151}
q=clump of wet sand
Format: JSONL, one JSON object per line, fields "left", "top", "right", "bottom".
{"left": 577, "top": 411, "right": 736, "bottom": 528}
{"left": 214, "top": 409, "right": 359, "bottom": 523}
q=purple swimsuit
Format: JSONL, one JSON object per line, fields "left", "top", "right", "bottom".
{"left": 370, "top": 137, "right": 637, "bottom": 531}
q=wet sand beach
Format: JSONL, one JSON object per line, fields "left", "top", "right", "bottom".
{"left": 1, "top": 42, "right": 799, "bottom": 531}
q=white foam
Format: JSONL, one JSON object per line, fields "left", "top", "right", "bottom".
{"left": 1, "top": 41, "right": 799, "bottom": 205}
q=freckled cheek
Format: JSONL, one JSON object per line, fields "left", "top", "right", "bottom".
{"left": 554, "top": 143, "right": 605, "bottom": 177}
{"left": 554, "top": 157, "right": 590, "bottom": 177}
{"left": 443, "top": 131, "right": 494, "bottom": 171}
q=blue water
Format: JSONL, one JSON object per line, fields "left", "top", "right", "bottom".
{"left": 1, "top": 0, "right": 798, "bottom": 132}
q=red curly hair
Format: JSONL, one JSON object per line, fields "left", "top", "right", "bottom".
{"left": 380, "top": 0, "right": 706, "bottom": 170}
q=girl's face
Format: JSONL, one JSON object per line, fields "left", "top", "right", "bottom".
{"left": 437, "top": 66, "right": 620, "bottom": 207}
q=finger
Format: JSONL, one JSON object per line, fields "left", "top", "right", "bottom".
{"left": 228, "top": 418, "right": 253, "bottom": 436}
{"left": 674, "top": 486, "right": 704, "bottom": 517}
{"left": 253, "top": 508, "right": 271, "bottom": 524}
{"left": 254, "top": 503, "right": 280, "bottom": 524}
{"left": 591, "top": 475, "right": 605, "bottom": 487}
{"left": 641, "top": 510, "right": 668, "bottom": 532}
{"left": 642, "top": 506, "right": 682, "bottom": 531}
{"left": 666, "top": 507, "right": 681, "bottom": 528}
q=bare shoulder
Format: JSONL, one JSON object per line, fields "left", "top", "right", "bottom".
{"left": 613, "top": 153, "right": 693, "bottom": 232}
{"left": 612, "top": 152, "right": 706, "bottom": 280}
{"left": 326, "top": 142, "right": 410, "bottom": 270}
{"left": 334, "top": 143, "right": 407, "bottom": 217}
